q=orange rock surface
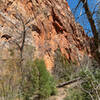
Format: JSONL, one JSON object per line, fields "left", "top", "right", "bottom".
{"left": 0, "top": 0, "right": 91, "bottom": 71}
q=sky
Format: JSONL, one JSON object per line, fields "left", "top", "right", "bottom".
{"left": 67, "top": 0, "right": 98, "bottom": 37}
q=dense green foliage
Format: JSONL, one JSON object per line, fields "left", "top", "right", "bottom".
{"left": 22, "top": 59, "right": 56, "bottom": 100}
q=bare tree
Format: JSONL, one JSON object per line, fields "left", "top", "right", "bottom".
{"left": 0, "top": 10, "right": 35, "bottom": 99}
{"left": 81, "top": 0, "right": 98, "bottom": 50}
{"left": 72, "top": 0, "right": 100, "bottom": 63}
{"left": 0, "top": 10, "right": 32, "bottom": 61}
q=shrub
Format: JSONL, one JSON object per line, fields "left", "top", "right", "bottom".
{"left": 0, "top": 58, "right": 21, "bottom": 100}
{"left": 64, "top": 88, "right": 84, "bottom": 100}
{"left": 35, "top": 59, "right": 56, "bottom": 98}
{"left": 21, "top": 60, "right": 39, "bottom": 100}
{"left": 22, "top": 59, "right": 56, "bottom": 100}
{"left": 53, "top": 49, "right": 77, "bottom": 82}
{"left": 78, "top": 67, "right": 100, "bottom": 100}
{"left": 64, "top": 66, "right": 100, "bottom": 100}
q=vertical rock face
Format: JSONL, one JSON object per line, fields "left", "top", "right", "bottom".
{"left": 0, "top": 0, "right": 91, "bottom": 71}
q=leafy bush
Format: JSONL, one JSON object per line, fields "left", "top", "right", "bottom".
{"left": 21, "top": 60, "right": 39, "bottom": 100}
{"left": 79, "top": 67, "right": 100, "bottom": 100}
{"left": 36, "top": 59, "right": 56, "bottom": 97}
{"left": 64, "top": 66, "right": 100, "bottom": 100}
{"left": 22, "top": 59, "right": 56, "bottom": 100}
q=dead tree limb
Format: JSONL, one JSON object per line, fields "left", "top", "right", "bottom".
{"left": 56, "top": 77, "right": 82, "bottom": 88}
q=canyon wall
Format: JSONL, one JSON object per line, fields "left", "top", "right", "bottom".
{"left": 0, "top": 0, "right": 91, "bottom": 71}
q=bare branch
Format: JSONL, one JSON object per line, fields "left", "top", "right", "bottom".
{"left": 92, "top": 1, "right": 100, "bottom": 15}
{"left": 72, "top": 0, "right": 81, "bottom": 14}
{"left": 56, "top": 77, "right": 82, "bottom": 88}
{"left": 91, "top": 81, "right": 100, "bottom": 100}
{"left": 79, "top": 84, "right": 95, "bottom": 100}
{"left": 76, "top": 12, "right": 86, "bottom": 21}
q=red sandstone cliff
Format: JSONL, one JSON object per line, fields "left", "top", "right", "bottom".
{"left": 0, "top": 0, "right": 91, "bottom": 71}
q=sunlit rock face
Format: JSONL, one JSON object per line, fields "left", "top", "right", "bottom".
{"left": 0, "top": 0, "right": 91, "bottom": 71}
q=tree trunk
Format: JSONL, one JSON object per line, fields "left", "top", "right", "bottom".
{"left": 81, "top": 0, "right": 100, "bottom": 61}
